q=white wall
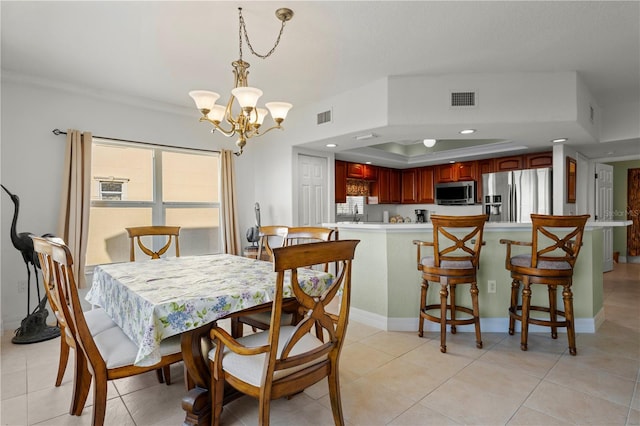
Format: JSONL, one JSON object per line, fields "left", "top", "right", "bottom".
{"left": 0, "top": 75, "right": 225, "bottom": 329}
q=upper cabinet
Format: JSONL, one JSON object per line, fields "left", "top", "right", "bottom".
{"left": 373, "top": 167, "right": 402, "bottom": 204}
{"left": 335, "top": 160, "right": 347, "bottom": 203}
{"left": 417, "top": 167, "right": 435, "bottom": 204}
{"left": 401, "top": 168, "right": 419, "bottom": 204}
{"left": 347, "top": 162, "right": 378, "bottom": 180}
{"left": 335, "top": 152, "right": 550, "bottom": 205}
{"left": 525, "top": 152, "right": 553, "bottom": 169}
{"left": 494, "top": 155, "right": 524, "bottom": 172}
{"left": 399, "top": 167, "right": 434, "bottom": 204}
{"left": 477, "top": 158, "right": 495, "bottom": 176}
{"left": 435, "top": 161, "right": 477, "bottom": 183}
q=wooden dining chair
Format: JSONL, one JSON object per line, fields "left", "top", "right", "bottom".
{"left": 256, "top": 225, "right": 289, "bottom": 261}
{"left": 33, "top": 236, "right": 118, "bottom": 389}
{"left": 32, "top": 236, "right": 183, "bottom": 426}
{"left": 209, "top": 239, "right": 359, "bottom": 426}
{"left": 413, "top": 214, "right": 488, "bottom": 353}
{"left": 126, "top": 225, "right": 181, "bottom": 261}
{"left": 284, "top": 226, "right": 338, "bottom": 272}
{"left": 500, "top": 214, "right": 590, "bottom": 355}
{"left": 235, "top": 226, "right": 338, "bottom": 336}
{"left": 231, "top": 225, "right": 288, "bottom": 336}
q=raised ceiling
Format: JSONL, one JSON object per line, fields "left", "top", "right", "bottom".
{"left": 2, "top": 1, "right": 638, "bottom": 163}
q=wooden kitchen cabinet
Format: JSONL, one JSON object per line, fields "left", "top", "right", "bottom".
{"left": 495, "top": 155, "right": 524, "bottom": 171}
{"left": 400, "top": 167, "right": 433, "bottom": 204}
{"left": 436, "top": 162, "right": 477, "bottom": 183}
{"left": 346, "top": 162, "right": 378, "bottom": 180}
{"left": 476, "top": 159, "right": 494, "bottom": 203}
{"left": 401, "top": 168, "right": 418, "bottom": 203}
{"left": 435, "top": 163, "right": 456, "bottom": 183}
{"left": 335, "top": 160, "right": 347, "bottom": 203}
{"left": 389, "top": 169, "right": 402, "bottom": 203}
{"left": 525, "top": 152, "right": 553, "bottom": 169}
{"left": 364, "top": 164, "right": 378, "bottom": 180}
{"left": 457, "top": 162, "right": 476, "bottom": 181}
{"left": 417, "top": 166, "right": 435, "bottom": 203}
{"left": 373, "top": 167, "right": 397, "bottom": 204}
{"left": 346, "top": 162, "right": 364, "bottom": 179}
{"left": 477, "top": 159, "right": 495, "bottom": 176}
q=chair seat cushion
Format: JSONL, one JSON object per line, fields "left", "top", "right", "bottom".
{"left": 420, "top": 256, "right": 474, "bottom": 270}
{"left": 93, "top": 326, "right": 181, "bottom": 369}
{"left": 208, "top": 325, "right": 325, "bottom": 387}
{"left": 85, "top": 308, "right": 117, "bottom": 336}
{"left": 510, "top": 254, "right": 571, "bottom": 270}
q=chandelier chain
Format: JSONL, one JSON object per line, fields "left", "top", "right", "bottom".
{"left": 238, "top": 8, "right": 288, "bottom": 60}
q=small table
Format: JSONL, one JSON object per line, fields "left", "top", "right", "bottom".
{"left": 86, "top": 254, "right": 333, "bottom": 424}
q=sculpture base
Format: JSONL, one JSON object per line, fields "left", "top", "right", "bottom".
{"left": 11, "top": 306, "right": 60, "bottom": 344}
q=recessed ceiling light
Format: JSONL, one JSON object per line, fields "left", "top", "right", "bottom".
{"left": 326, "top": 143, "right": 337, "bottom": 148}
{"left": 365, "top": 161, "right": 372, "bottom": 165}
{"left": 423, "top": 139, "right": 436, "bottom": 148}
{"left": 552, "top": 138, "right": 568, "bottom": 143}
{"left": 460, "top": 129, "right": 475, "bottom": 134}
{"left": 449, "top": 160, "right": 455, "bottom": 164}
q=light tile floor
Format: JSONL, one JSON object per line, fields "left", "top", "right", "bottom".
{"left": 2, "top": 263, "right": 638, "bottom": 425}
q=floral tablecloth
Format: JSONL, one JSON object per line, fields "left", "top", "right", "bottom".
{"left": 86, "top": 254, "right": 333, "bottom": 366}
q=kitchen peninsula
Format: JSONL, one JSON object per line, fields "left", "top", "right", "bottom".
{"left": 327, "top": 220, "right": 631, "bottom": 334}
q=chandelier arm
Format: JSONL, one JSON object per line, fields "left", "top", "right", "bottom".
{"left": 248, "top": 124, "right": 284, "bottom": 138}
{"left": 199, "top": 117, "right": 236, "bottom": 138}
{"left": 224, "top": 96, "right": 238, "bottom": 126}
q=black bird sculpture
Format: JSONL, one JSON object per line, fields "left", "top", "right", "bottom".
{"left": 1, "top": 184, "right": 59, "bottom": 343}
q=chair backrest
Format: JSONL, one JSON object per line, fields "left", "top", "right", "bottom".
{"left": 257, "top": 225, "right": 289, "bottom": 261}
{"left": 529, "top": 214, "right": 590, "bottom": 268}
{"left": 430, "top": 214, "right": 488, "bottom": 268}
{"left": 268, "top": 239, "right": 359, "bottom": 380}
{"left": 31, "top": 236, "right": 107, "bottom": 374}
{"left": 284, "top": 226, "right": 337, "bottom": 246}
{"left": 126, "top": 226, "right": 181, "bottom": 261}
{"left": 32, "top": 236, "right": 68, "bottom": 334}
{"left": 284, "top": 226, "right": 338, "bottom": 272}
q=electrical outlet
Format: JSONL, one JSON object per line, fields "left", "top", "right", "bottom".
{"left": 17, "top": 280, "right": 27, "bottom": 294}
{"left": 487, "top": 280, "right": 497, "bottom": 294}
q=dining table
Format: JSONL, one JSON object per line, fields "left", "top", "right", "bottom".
{"left": 86, "top": 253, "right": 334, "bottom": 425}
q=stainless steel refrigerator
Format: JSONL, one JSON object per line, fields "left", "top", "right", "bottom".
{"left": 482, "top": 168, "right": 552, "bottom": 222}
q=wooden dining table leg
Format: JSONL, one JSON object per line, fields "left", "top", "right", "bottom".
{"left": 181, "top": 323, "right": 213, "bottom": 426}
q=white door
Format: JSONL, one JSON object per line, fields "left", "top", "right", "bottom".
{"left": 298, "top": 155, "right": 327, "bottom": 226}
{"left": 595, "top": 163, "right": 614, "bottom": 272}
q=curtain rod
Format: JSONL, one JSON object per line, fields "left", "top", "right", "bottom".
{"left": 52, "top": 129, "right": 220, "bottom": 154}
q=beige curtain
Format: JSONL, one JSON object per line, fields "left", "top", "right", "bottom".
{"left": 220, "top": 149, "right": 240, "bottom": 255}
{"left": 57, "top": 130, "right": 92, "bottom": 288}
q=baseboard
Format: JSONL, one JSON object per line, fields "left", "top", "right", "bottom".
{"left": 349, "top": 307, "right": 600, "bottom": 333}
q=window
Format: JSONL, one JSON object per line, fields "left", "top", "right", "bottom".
{"left": 95, "top": 178, "right": 129, "bottom": 200}
{"left": 86, "top": 140, "right": 221, "bottom": 266}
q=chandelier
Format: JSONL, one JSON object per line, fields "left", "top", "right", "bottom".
{"left": 189, "top": 7, "right": 294, "bottom": 156}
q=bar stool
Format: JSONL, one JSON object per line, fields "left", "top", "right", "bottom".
{"left": 413, "top": 214, "right": 488, "bottom": 353}
{"left": 500, "top": 214, "right": 590, "bottom": 355}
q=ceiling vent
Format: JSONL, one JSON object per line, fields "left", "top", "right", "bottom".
{"left": 450, "top": 91, "right": 477, "bottom": 108}
{"left": 317, "top": 109, "right": 332, "bottom": 125}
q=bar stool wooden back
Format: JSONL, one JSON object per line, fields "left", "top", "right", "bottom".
{"left": 500, "top": 214, "right": 590, "bottom": 355}
{"left": 413, "top": 214, "right": 488, "bottom": 353}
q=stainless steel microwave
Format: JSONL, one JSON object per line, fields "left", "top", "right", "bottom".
{"left": 435, "top": 181, "right": 476, "bottom": 205}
